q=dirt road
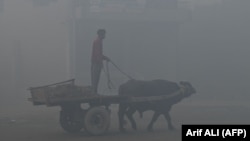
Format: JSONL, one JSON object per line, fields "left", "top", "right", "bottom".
{"left": 1, "top": 99, "right": 249, "bottom": 141}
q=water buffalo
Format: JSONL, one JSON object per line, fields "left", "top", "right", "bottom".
{"left": 118, "top": 79, "right": 196, "bottom": 132}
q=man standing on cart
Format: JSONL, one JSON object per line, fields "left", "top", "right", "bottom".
{"left": 91, "top": 29, "right": 109, "bottom": 94}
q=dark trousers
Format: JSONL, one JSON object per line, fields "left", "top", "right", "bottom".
{"left": 91, "top": 63, "right": 102, "bottom": 94}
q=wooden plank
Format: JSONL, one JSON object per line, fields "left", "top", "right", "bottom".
{"left": 29, "top": 85, "right": 186, "bottom": 106}
{"left": 29, "top": 79, "right": 74, "bottom": 90}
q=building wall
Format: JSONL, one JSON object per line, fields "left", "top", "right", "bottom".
{"left": 0, "top": 0, "right": 69, "bottom": 103}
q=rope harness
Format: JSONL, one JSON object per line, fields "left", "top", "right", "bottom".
{"left": 103, "top": 59, "right": 134, "bottom": 90}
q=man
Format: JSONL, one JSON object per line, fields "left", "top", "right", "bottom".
{"left": 91, "top": 29, "right": 109, "bottom": 94}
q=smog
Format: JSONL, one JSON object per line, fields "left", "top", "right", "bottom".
{"left": 0, "top": 0, "right": 250, "bottom": 141}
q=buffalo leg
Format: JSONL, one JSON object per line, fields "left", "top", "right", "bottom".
{"left": 118, "top": 104, "right": 127, "bottom": 132}
{"left": 164, "top": 112, "right": 175, "bottom": 130}
{"left": 147, "top": 112, "right": 160, "bottom": 132}
{"left": 126, "top": 107, "right": 137, "bottom": 130}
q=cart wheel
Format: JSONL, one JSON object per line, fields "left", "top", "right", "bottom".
{"left": 60, "top": 111, "right": 83, "bottom": 133}
{"left": 84, "top": 106, "right": 110, "bottom": 135}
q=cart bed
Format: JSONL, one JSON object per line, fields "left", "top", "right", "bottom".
{"left": 28, "top": 79, "right": 185, "bottom": 106}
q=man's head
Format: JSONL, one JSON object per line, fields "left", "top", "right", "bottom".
{"left": 97, "top": 29, "right": 106, "bottom": 39}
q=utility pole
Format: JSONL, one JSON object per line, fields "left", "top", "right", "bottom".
{"left": 0, "top": 0, "right": 4, "bottom": 13}
{"left": 66, "top": 0, "right": 77, "bottom": 79}
{"left": 11, "top": 40, "right": 23, "bottom": 100}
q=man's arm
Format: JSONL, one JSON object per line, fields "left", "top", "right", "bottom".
{"left": 92, "top": 39, "right": 109, "bottom": 62}
{"left": 92, "top": 41, "right": 103, "bottom": 62}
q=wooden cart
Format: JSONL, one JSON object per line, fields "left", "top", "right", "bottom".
{"left": 28, "top": 79, "right": 185, "bottom": 135}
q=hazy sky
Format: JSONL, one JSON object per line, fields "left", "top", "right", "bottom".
{"left": 1, "top": 2, "right": 250, "bottom": 140}
{"left": 0, "top": 0, "right": 250, "bottom": 104}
